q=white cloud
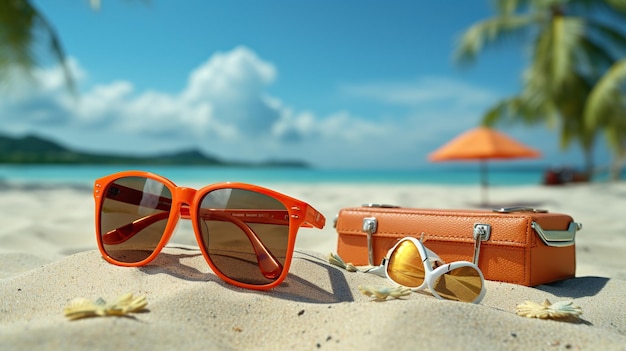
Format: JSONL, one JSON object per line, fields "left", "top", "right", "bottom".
{"left": 183, "top": 46, "right": 276, "bottom": 102}
{"left": 339, "top": 76, "right": 498, "bottom": 108}
{"left": 73, "top": 81, "right": 134, "bottom": 125}
{"left": 0, "top": 47, "right": 527, "bottom": 168}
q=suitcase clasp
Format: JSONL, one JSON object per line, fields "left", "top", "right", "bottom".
{"left": 472, "top": 223, "right": 491, "bottom": 265}
{"left": 362, "top": 217, "right": 378, "bottom": 265}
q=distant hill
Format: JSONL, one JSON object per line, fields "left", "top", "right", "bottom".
{"left": 0, "top": 134, "right": 309, "bottom": 167}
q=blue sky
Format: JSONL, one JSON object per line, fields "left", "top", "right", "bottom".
{"left": 0, "top": 0, "right": 611, "bottom": 169}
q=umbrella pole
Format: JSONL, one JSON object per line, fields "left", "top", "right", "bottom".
{"left": 481, "top": 160, "right": 488, "bottom": 206}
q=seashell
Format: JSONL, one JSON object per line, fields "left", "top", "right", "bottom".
{"left": 515, "top": 299, "right": 582, "bottom": 320}
{"left": 328, "top": 252, "right": 358, "bottom": 272}
{"left": 63, "top": 298, "right": 104, "bottom": 320}
{"left": 64, "top": 293, "right": 148, "bottom": 320}
{"left": 358, "top": 285, "right": 411, "bottom": 301}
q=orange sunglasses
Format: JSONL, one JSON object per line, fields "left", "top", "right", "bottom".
{"left": 93, "top": 171, "right": 326, "bottom": 290}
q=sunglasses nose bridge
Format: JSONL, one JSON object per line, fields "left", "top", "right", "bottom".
{"left": 177, "top": 187, "right": 197, "bottom": 204}
{"left": 174, "top": 187, "right": 197, "bottom": 217}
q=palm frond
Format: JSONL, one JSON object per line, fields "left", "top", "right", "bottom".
{"left": 481, "top": 98, "right": 518, "bottom": 126}
{"left": 585, "top": 59, "right": 626, "bottom": 127}
{"left": 493, "top": 0, "right": 527, "bottom": 15}
{"left": 33, "top": 2, "right": 75, "bottom": 93}
{"left": 585, "top": 18, "right": 626, "bottom": 55}
{"left": 481, "top": 93, "right": 558, "bottom": 128}
{"left": 458, "top": 0, "right": 626, "bottom": 177}
{"left": 605, "top": 0, "right": 626, "bottom": 14}
{"left": 0, "top": 0, "right": 74, "bottom": 92}
{"left": 564, "top": 0, "right": 626, "bottom": 20}
{"left": 529, "top": 0, "right": 568, "bottom": 9}
{"left": 578, "top": 36, "right": 618, "bottom": 77}
{"left": 551, "top": 17, "right": 585, "bottom": 89}
{"left": 0, "top": 0, "right": 36, "bottom": 70}
{"left": 528, "top": 16, "right": 586, "bottom": 94}
{"left": 455, "top": 14, "right": 537, "bottom": 64}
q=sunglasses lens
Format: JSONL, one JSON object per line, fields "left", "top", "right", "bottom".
{"left": 387, "top": 240, "right": 426, "bottom": 288}
{"left": 99, "top": 176, "right": 172, "bottom": 263}
{"left": 431, "top": 266, "right": 483, "bottom": 302}
{"left": 197, "top": 188, "right": 290, "bottom": 286}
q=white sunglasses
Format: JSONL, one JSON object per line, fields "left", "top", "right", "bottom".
{"left": 367, "top": 237, "right": 486, "bottom": 303}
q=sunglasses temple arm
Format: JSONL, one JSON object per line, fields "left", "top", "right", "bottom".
{"left": 196, "top": 209, "right": 284, "bottom": 279}
{"left": 102, "top": 208, "right": 290, "bottom": 244}
{"left": 300, "top": 206, "right": 326, "bottom": 229}
{"left": 101, "top": 212, "right": 170, "bottom": 245}
{"left": 361, "top": 261, "right": 387, "bottom": 278}
{"left": 102, "top": 209, "right": 284, "bottom": 279}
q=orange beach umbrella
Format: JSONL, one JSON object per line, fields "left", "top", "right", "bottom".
{"left": 428, "top": 127, "right": 541, "bottom": 205}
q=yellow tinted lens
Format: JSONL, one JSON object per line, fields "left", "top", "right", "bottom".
{"left": 387, "top": 240, "right": 425, "bottom": 288}
{"left": 432, "top": 266, "right": 483, "bottom": 302}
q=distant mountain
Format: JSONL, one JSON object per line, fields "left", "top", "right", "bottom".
{"left": 0, "top": 134, "right": 309, "bottom": 167}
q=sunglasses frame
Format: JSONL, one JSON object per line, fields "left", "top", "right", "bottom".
{"left": 384, "top": 237, "right": 486, "bottom": 303}
{"left": 93, "top": 170, "right": 325, "bottom": 290}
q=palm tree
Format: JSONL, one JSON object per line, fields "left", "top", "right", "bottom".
{"left": 585, "top": 58, "right": 626, "bottom": 180}
{"left": 456, "top": 0, "right": 626, "bottom": 179}
{"left": 0, "top": 0, "right": 74, "bottom": 92}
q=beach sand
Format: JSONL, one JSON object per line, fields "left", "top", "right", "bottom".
{"left": 1, "top": 181, "right": 625, "bottom": 350}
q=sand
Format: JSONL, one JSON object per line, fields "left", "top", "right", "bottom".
{"left": 1, "top": 181, "right": 625, "bottom": 350}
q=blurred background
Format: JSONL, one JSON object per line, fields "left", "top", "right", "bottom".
{"left": 1, "top": 0, "right": 624, "bottom": 184}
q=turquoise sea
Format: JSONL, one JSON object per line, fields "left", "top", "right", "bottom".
{"left": 0, "top": 164, "right": 562, "bottom": 187}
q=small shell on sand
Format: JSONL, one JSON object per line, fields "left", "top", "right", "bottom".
{"left": 358, "top": 285, "right": 411, "bottom": 301}
{"left": 63, "top": 293, "right": 148, "bottom": 320}
{"left": 515, "top": 299, "right": 582, "bottom": 320}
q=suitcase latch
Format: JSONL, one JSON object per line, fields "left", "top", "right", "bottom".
{"left": 361, "top": 204, "right": 400, "bottom": 208}
{"left": 362, "top": 217, "right": 378, "bottom": 265}
{"left": 472, "top": 223, "right": 491, "bottom": 265}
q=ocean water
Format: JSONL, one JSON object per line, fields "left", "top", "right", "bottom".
{"left": 0, "top": 164, "right": 550, "bottom": 187}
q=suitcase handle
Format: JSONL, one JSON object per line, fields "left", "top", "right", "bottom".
{"left": 531, "top": 221, "right": 581, "bottom": 247}
{"left": 472, "top": 221, "right": 580, "bottom": 265}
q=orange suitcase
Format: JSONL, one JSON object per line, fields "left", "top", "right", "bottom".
{"left": 335, "top": 205, "right": 582, "bottom": 286}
